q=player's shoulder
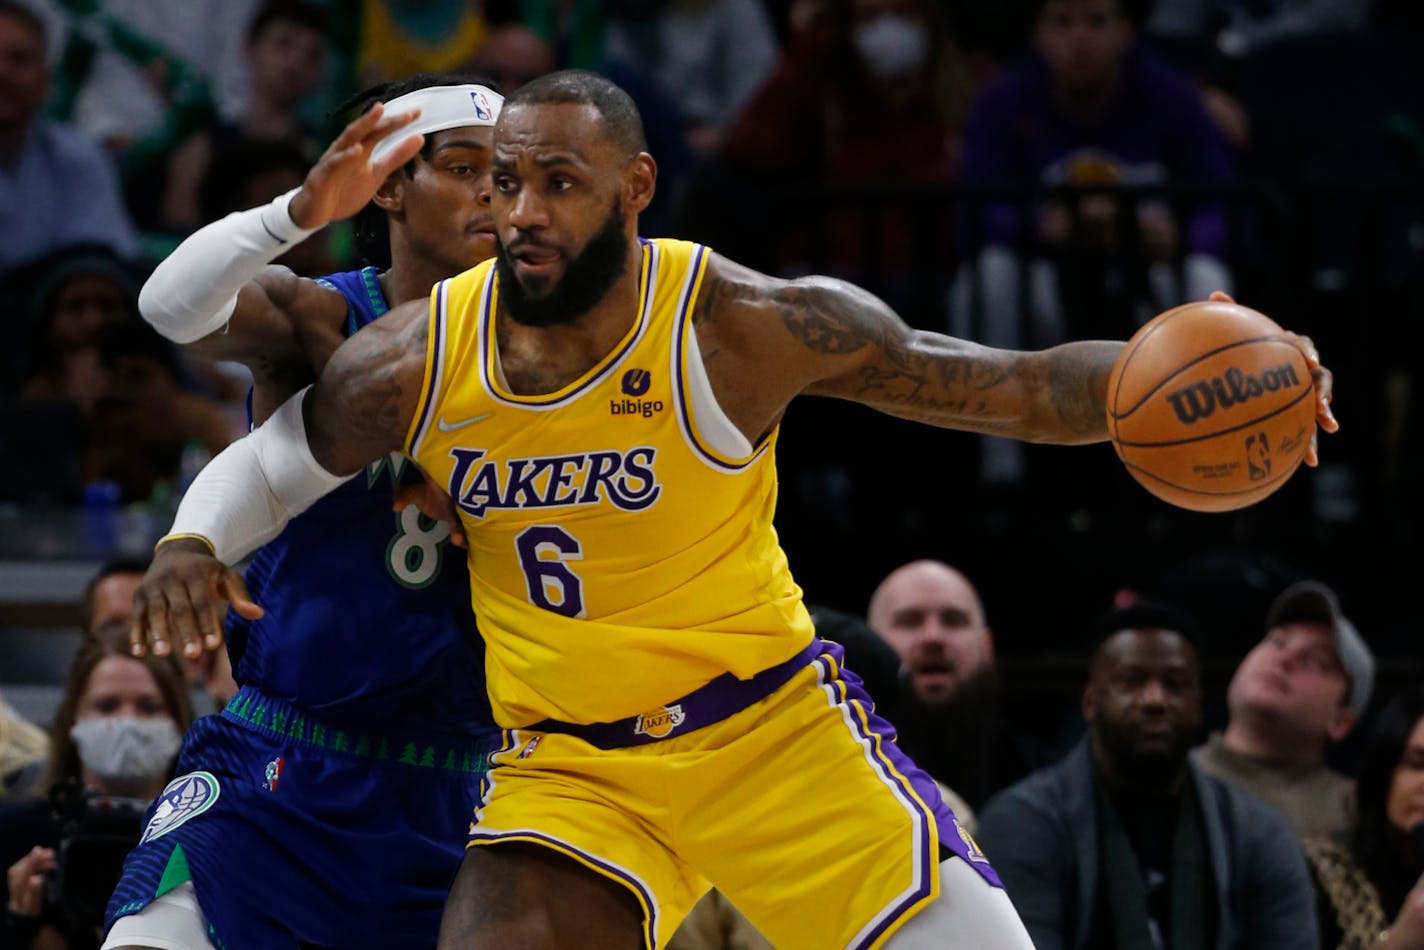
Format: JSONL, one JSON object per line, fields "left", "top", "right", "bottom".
{"left": 443, "top": 256, "right": 498, "bottom": 296}
{"left": 253, "top": 265, "right": 349, "bottom": 328}
{"left": 687, "top": 249, "right": 763, "bottom": 325}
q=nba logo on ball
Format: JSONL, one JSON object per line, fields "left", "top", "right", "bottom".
{"left": 1106, "top": 300, "right": 1317, "bottom": 512}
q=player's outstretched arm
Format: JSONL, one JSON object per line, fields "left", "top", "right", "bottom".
{"left": 696, "top": 254, "right": 1123, "bottom": 445}
{"left": 138, "top": 103, "right": 425, "bottom": 368}
{"left": 132, "top": 298, "right": 431, "bottom": 661}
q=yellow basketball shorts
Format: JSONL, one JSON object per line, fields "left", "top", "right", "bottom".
{"left": 468, "top": 640, "right": 1000, "bottom": 949}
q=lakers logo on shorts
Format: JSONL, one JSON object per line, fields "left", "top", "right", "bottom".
{"left": 633, "top": 704, "right": 686, "bottom": 739}
{"left": 955, "top": 819, "right": 989, "bottom": 864}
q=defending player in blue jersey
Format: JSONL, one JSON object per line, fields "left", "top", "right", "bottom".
{"left": 102, "top": 76, "right": 505, "bottom": 950}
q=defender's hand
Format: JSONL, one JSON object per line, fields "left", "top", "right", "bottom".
{"left": 394, "top": 469, "right": 465, "bottom": 548}
{"left": 287, "top": 102, "right": 425, "bottom": 230}
{"left": 6, "top": 846, "right": 55, "bottom": 917}
{"left": 1207, "top": 290, "right": 1337, "bottom": 465}
{"left": 130, "top": 538, "right": 264, "bottom": 662}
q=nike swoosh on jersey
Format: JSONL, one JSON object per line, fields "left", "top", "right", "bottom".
{"left": 437, "top": 412, "right": 493, "bottom": 432}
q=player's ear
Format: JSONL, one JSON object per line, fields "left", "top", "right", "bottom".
{"left": 372, "top": 169, "right": 406, "bottom": 215}
{"left": 623, "top": 152, "right": 656, "bottom": 216}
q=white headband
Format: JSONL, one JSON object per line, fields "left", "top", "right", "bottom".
{"left": 371, "top": 83, "right": 504, "bottom": 163}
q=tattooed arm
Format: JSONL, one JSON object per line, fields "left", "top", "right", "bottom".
{"left": 130, "top": 298, "right": 431, "bottom": 660}
{"left": 694, "top": 254, "right": 1123, "bottom": 445}
{"left": 305, "top": 297, "right": 430, "bottom": 474}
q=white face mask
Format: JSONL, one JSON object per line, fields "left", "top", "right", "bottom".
{"left": 853, "top": 14, "right": 929, "bottom": 79}
{"left": 70, "top": 716, "right": 181, "bottom": 784}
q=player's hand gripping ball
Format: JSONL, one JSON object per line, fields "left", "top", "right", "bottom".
{"left": 1106, "top": 299, "right": 1317, "bottom": 512}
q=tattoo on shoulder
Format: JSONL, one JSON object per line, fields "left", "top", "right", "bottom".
{"left": 694, "top": 272, "right": 877, "bottom": 355}
{"left": 326, "top": 316, "right": 426, "bottom": 445}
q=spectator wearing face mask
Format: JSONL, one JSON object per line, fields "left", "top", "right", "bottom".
{"left": 0, "top": 622, "right": 193, "bottom": 949}
{"left": 718, "top": 0, "right": 976, "bottom": 296}
{"left": 604, "top": 0, "right": 779, "bottom": 158}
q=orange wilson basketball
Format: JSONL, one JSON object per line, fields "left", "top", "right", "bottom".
{"left": 1106, "top": 300, "right": 1316, "bottom": 512}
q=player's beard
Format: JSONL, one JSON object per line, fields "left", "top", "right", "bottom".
{"left": 496, "top": 200, "right": 629, "bottom": 328}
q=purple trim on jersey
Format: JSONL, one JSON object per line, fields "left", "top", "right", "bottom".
{"left": 480, "top": 243, "right": 659, "bottom": 409}
{"left": 525, "top": 637, "right": 819, "bottom": 749}
{"left": 811, "top": 643, "right": 1002, "bottom": 948}
{"left": 670, "top": 244, "right": 770, "bottom": 473}
{"left": 466, "top": 829, "right": 657, "bottom": 949}
{"left": 408, "top": 280, "right": 448, "bottom": 457}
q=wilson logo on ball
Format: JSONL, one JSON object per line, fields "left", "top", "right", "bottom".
{"left": 1165, "top": 363, "right": 1303, "bottom": 425}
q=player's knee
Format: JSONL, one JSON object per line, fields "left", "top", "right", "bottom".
{"left": 881, "top": 858, "right": 1034, "bottom": 950}
{"left": 439, "top": 844, "right": 642, "bottom": 950}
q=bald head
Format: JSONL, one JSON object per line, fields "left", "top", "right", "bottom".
{"left": 868, "top": 561, "right": 993, "bottom": 704}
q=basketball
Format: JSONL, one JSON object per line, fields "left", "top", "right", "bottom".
{"left": 1106, "top": 300, "right": 1316, "bottom": 512}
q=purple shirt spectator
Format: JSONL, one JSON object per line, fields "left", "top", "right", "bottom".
{"left": 961, "top": 45, "right": 1236, "bottom": 257}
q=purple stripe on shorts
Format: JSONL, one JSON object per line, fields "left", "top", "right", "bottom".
{"left": 467, "top": 829, "right": 657, "bottom": 949}
{"left": 527, "top": 638, "right": 820, "bottom": 749}
{"left": 814, "top": 642, "right": 1002, "bottom": 948}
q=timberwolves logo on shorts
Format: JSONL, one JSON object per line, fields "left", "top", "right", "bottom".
{"left": 139, "top": 772, "right": 221, "bottom": 844}
{"left": 634, "top": 704, "right": 686, "bottom": 739}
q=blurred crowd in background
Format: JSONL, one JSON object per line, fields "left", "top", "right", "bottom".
{"left": 0, "top": 0, "right": 1420, "bottom": 640}
{"left": 1, "top": 0, "right": 1423, "bottom": 946}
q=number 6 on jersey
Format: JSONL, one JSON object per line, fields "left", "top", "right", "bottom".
{"left": 515, "top": 525, "right": 586, "bottom": 618}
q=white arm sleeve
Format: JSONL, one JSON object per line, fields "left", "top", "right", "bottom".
{"left": 138, "top": 188, "right": 320, "bottom": 344}
{"left": 168, "top": 387, "right": 353, "bottom": 564}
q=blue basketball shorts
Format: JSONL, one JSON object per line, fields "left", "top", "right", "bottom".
{"left": 106, "top": 689, "right": 493, "bottom": 949}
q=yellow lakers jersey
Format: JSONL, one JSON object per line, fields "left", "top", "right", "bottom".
{"left": 407, "top": 239, "right": 815, "bottom": 728}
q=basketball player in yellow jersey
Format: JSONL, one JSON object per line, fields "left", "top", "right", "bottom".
{"left": 140, "top": 70, "right": 1339, "bottom": 950}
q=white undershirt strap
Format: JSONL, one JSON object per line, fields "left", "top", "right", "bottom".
{"left": 683, "top": 322, "right": 754, "bottom": 459}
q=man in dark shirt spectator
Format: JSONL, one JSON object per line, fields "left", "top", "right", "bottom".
{"left": 978, "top": 602, "right": 1317, "bottom": 949}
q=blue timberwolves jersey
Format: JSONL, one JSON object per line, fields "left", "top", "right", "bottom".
{"left": 226, "top": 267, "right": 489, "bottom": 734}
